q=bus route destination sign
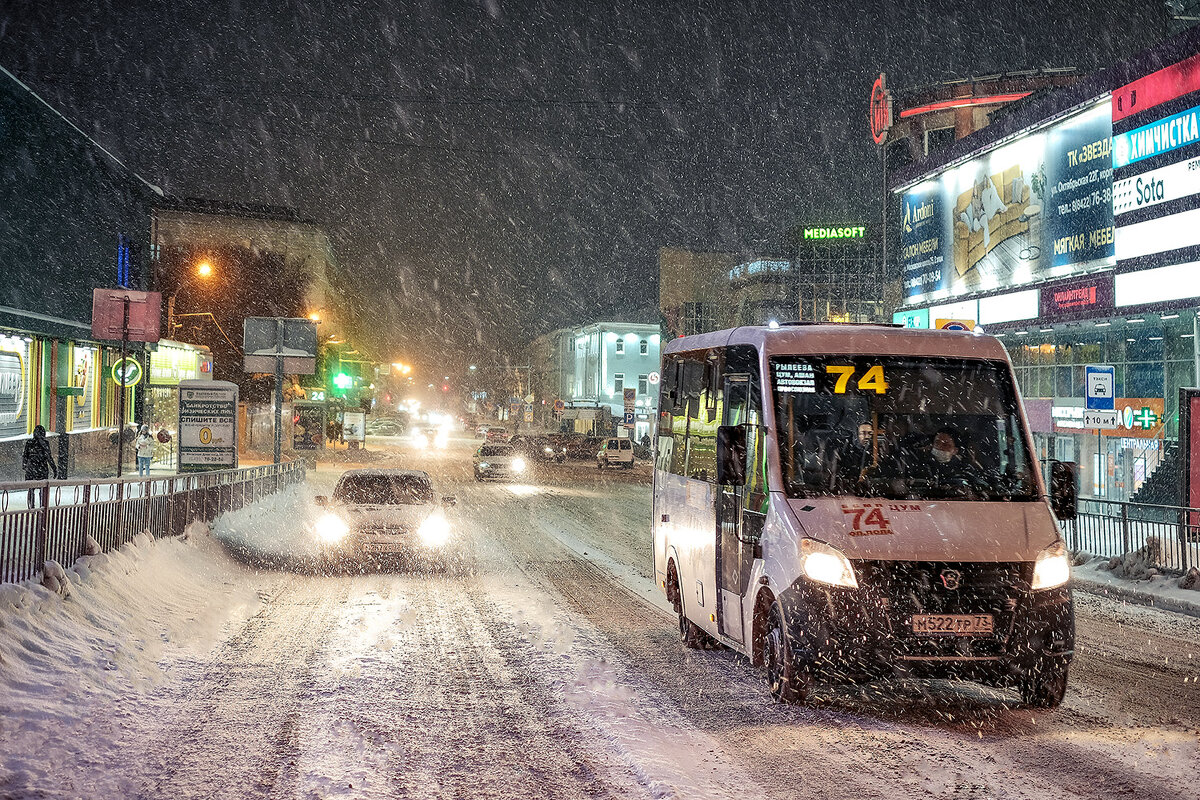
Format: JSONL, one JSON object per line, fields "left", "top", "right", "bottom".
{"left": 178, "top": 379, "right": 239, "bottom": 472}
{"left": 773, "top": 362, "right": 817, "bottom": 393}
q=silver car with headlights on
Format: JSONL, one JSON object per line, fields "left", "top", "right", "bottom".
{"left": 473, "top": 443, "right": 526, "bottom": 481}
{"left": 313, "top": 469, "right": 456, "bottom": 566}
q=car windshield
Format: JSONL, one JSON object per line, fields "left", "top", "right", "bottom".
{"left": 334, "top": 474, "right": 435, "bottom": 505}
{"left": 771, "top": 356, "right": 1038, "bottom": 502}
{"left": 479, "top": 445, "right": 513, "bottom": 457}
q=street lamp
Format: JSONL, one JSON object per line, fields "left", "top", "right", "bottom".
{"left": 167, "top": 260, "right": 215, "bottom": 337}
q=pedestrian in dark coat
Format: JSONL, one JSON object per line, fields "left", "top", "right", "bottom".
{"left": 22, "top": 425, "right": 57, "bottom": 507}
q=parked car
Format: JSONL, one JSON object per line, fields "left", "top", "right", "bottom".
{"left": 473, "top": 444, "right": 528, "bottom": 481}
{"left": 312, "top": 469, "right": 456, "bottom": 565}
{"left": 596, "top": 437, "right": 634, "bottom": 469}
{"left": 563, "top": 436, "right": 604, "bottom": 460}
{"left": 509, "top": 434, "right": 567, "bottom": 463}
{"left": 366, "top": 417, "right": 404, "bottom": 436}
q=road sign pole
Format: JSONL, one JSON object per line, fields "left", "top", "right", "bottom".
{"left": 115, "top": 296, "right": 129, "bottom": 477}
{"left": 273, "top": 318, "right": 284, "bottom": 465}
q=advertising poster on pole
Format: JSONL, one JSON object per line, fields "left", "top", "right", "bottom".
{"left": 342, "top": 410, "right": 366, "bottom": 442}
{"left": 178, "top": 380, "right": 238, "bottom": 471}
{"left": 292, "top": 402, "right": 325, "bottom": 450}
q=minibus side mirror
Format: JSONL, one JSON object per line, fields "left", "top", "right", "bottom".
{"left": 716, "top": 425, "right": 747, "bottom": 487}
{"left": 442, "top": 495, "right": 457, "bottom": 508}
{"left": 1049, "top": 460, "right": 1077, "bottom": 520}
{"left": 315, "top": 495, "right": 328, "bottom": 507}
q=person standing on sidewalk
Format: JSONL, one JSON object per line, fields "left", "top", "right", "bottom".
{"left": 135, "top": 424, "right": 154, "bottom": 476}
{"left": 22, "top": 425, "right": 57, "bottom": 507}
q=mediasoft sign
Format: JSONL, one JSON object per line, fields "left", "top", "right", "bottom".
{"left": 803, "top": 226, "right": 866, "bottom": 241}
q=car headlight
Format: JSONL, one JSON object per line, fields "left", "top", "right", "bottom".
{"left": 511, "top": 457, "right": 526, "bottom": 472}
{"left": 315, "top": 512, "right": 349, "bottom": 544}
{"left": 800, "top": 538, "right": 858, "bottom": 588}
{"left": 478, "top": 462, "right": 489, "bottom": 469}
{"left": 1031, "top": 541, "right": 1070, "bottom": 590}
{"left": 418, "top": 514, "right": 451, "bottom": 547}
{"left": 544, "top": 447, "right": 554, "bottom": 454}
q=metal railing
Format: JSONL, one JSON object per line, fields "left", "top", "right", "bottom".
{"left": 1065, "top": 497, "right": 1199, "bottom": 574}
{"left": 0, "top": 461, "right": 305, "bottom": 585}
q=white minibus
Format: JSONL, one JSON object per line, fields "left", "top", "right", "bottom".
{"left": 652, "top": 323, "right": 1077, "bottom": 707}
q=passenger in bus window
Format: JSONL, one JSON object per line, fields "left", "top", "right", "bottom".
{"left": 914, "top": 429, "right": 984, "bottom": 497}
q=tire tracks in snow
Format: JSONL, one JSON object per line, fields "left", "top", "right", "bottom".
{"left": 131, "top": 575, "right": 349, "bottom": 800}
{"left": 468, "top": 478, "right": 1200, "bottom": 800}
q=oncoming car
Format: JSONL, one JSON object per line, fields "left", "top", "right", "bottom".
{"left": 313, "top": 469, "right": 457, "bottom": 565}
{"left": 473, "top": 444, "right": 526, "bottom": 481}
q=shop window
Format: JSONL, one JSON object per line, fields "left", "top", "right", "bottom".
{"left": 1126, "top": 362, "right": 1163, "bottom": 399}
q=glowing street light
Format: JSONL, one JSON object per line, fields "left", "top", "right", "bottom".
{"left": 196, "top": 260, "right": 213, "bottom": 278}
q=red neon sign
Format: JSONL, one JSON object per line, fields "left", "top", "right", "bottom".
{"left": 869, "top": 74, "right": 892, "bottom": 144}
{"left": 898, "top": 92, "right": 1032, "bottom": 119}
{"left": 1112, "top": 51, "right": 1200, "bottom": 124}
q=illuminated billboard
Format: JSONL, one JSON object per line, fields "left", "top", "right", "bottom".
{"left": 899, "top": 101, "right": 1115, "bottom": 303}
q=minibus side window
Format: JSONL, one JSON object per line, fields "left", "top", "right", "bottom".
{"left": 687, "top": 351, "right": 721, "bottom": 482}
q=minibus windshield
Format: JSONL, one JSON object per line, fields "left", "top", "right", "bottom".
{"left": 770, "top": 356, "right": 1038, "bottom": 502}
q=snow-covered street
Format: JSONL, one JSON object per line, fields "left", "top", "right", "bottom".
{"left": 3, "top": 436, "right": 1199, "bottom": 800}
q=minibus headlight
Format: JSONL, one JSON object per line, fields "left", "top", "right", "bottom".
{"left": 1031, "top": 542, "right": 1071, "bottom": 590}
{"left": 315, "top": 512, "right": 349, "bottom": 544}
{"left": 511, "top": 457, "right": 527, "bottom": 472}
{"left": 800, "top": 538, "right": 858, "bottom": 589}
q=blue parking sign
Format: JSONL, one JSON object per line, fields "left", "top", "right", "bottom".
{"left": 1085, "top": 365, "right": 1115, "bottom": 411}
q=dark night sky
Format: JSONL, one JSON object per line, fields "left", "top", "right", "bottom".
{"left": 0, "top": 0, "right": 1170, "bottom": 371}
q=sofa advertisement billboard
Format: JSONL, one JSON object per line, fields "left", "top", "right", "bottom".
{"left": 900, "top": 102, "right": 1115, "bottom": 302}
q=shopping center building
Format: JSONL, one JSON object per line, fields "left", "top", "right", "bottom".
{"left": 888, "top": 29, "right": 1200, "bottom": 503}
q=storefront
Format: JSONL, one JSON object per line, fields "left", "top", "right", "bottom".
{"left": 890, "top": 38, "right": 1200, "bottom": 503}
{"left": 145, "top": 339, "right": 214, "bottom": 467}
{"left": 0, "top": 331, "right": 32, "bottom": 441}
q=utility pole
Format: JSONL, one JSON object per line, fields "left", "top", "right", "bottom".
{"left": 273, "top": 318, "right": 284, "bottom": 465}
{"left": 115, "top": 296, "right": 130, "bottom": 477}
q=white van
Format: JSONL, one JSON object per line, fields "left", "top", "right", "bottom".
{"left": 597, "top": 437, "right": 634, "bottom": 469}
{"left": 652, "top": 324, "right": 1076, "bottom": 707}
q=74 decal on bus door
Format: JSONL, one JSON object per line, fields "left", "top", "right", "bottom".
{"left": 841, "top": 503, "right": 894, "bottom": 536}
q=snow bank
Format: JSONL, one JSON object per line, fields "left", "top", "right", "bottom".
{"left": 210, "top": 482, "right": 324, "bottom": 568}
{"left": 0, "top": 527, "right": 269, "bottom": 744}
{"left": 1073, "top": 554, "right": 1200, "bottom": 617}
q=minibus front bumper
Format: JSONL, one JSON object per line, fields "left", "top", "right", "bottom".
{"left": 777, "top": 560, "right": 1074, "bottom": 684}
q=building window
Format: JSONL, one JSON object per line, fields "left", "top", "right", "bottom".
{"left": 638, "top": 374, "right": 649, "bottom": 395}
{"left": 682, "top": 302, "right": 718, "bottom": 336}
{"left": 614, "top": 373, "right": 624, "bottom": 396}
{"left": 615, "top": 339, "right": 625, "bottom": 355}
{"left": 640, "top": 339, "right": 648, "bottom": 355}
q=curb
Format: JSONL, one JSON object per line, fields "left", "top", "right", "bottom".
{"left": 1073, "top": 576, "right": 1200, "bottom": 619}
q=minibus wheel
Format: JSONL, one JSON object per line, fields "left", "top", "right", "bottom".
{"left": 1019, "top": 661, "right": 1068, "bottom": 708}
{"left": 764, "top": 602, "right": 813, "bottom": 703}
{"left": 678, "top": 611, "right": 708, "bottom": 649}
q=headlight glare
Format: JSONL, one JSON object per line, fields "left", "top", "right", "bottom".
{"left": 1031, "top": 542, "right": 1070, "bottom": 590}
{"left": 800, "top": 538, "right": 858, "bottom": 588}
{"left": 418, "top": 514, "right": 451, "bottom": 547}
{"left": 315, "top": 512, "right": 349, "bottom": 544}
{"left": 511, "top": 457, "right": 526, "bottom": 472}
